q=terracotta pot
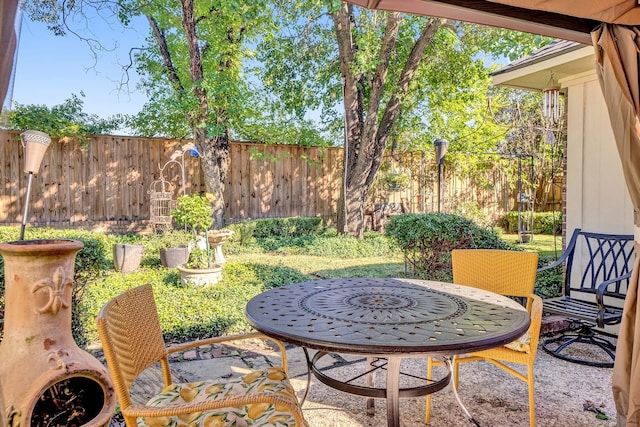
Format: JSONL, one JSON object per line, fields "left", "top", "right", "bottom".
{"left": 0, "top": 239, "right": 115, "bottom": 426}
{"left": 113, "top": 243, "right": 144, "bottom": 273}
{"left": 159, "top": 245, "right": 190, "bottom": 268}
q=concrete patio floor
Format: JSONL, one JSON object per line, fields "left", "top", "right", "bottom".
{"left": 144, "top": 336, "right": 618, "bottom": 427}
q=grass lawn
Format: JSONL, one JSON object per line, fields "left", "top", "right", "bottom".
{"left": 230, "top": 253, "right": 406, "bottom": 279}
{"left": 502, "top": 232, "right": 563, "bottom": 259}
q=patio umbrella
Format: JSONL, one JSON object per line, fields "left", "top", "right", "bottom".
{"left": 0, "top": 0, "right": 19, "bottom": 115}
{"left": 593, "top": 23, "right": 640, "bottom": 426}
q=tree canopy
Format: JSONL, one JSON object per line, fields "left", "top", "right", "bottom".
{"left": 9, "top": 93, "right": 124, "bottom": 145}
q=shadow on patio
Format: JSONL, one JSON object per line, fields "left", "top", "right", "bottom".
{"left": 128, "top": 338, "right": 617, "bottom": 427}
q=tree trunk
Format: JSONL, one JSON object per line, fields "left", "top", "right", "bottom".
{"left": 333, "top": 5, "right": 442, "bottom": 237}
{"left": 195, "top": 127, "right": 229, "bottom": 228}
{"left": 338, "top": 171, "right": 373, "bottom": 238}
{"left": 180, "top": 0, "right": 227, "bottom": 228}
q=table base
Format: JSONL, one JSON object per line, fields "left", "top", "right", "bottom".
{"left": 443, "top": 357, "right": 482, "bottom": 427}
{"left": 301, "top": 350, "right": 463, "bottom": 427}
{"left": 307, "top": 352, "right": 450, "bottom": 399}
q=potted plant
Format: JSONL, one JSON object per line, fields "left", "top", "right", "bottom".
{"left": 170, "top": 193, "right": 222, "bottom": 286}
{"left": 156, "top": 230, "right": 192, "bottom": 268}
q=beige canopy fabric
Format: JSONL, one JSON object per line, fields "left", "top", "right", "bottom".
{"left": 593, "top": 23, "right": 640, "bottom": 426}
{"left": 0, "top": 0, "right": 19, "bottom": 115}
{"left": 493, "top": 0, "right": 640, "bottom": 24}
{"left": 346, "top": 0, "right": 597, "bottom": 43}
{"left": 346, "top": 1, "right": 640, "bottom": 43}
{"left": 351, "top": 0, "right": 640, "bottom": 24}
{"left": 613, "top": 257, "right": 640, "bottom": 427}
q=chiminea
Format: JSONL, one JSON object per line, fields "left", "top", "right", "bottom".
{"left": 0, "top": 239, "right": 116, "bottom": 426}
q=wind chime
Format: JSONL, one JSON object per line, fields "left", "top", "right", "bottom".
{"left": 542, "top": 71, "right": 561, "bottom": 125}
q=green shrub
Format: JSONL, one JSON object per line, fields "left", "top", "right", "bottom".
{"left": 385, "top": 213, "right": 515, "bottom": 281}
{"left": 500, "top": 211, "right": 562, "bottom": 234}
{"left": 251, "top": 217, "right": 324, "bottom": 238}
{"left": 80, "top": 262, "right": 309, "bottom": 344}
{"left": 227, "top": 221, "right": 257, "bottom": 246}
{"left": 226, "top": 227, "right": 398, "bottom": 258}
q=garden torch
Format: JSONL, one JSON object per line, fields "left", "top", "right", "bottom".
{"left": 19, "top": 130, "right": 51, "bottom": 240}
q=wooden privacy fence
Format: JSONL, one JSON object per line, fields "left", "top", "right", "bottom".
{"left": 226, "top": 142, "right": 343, "bottom": 221}
{"left": 0, "top": 131, "right": 344, "bottom": 231}
{"left": 0, "top": 131, "right": 557, "bottom": 232}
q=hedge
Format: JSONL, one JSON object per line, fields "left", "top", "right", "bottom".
{"left": 385, "top": 213, "right": 515, "bottom": 281}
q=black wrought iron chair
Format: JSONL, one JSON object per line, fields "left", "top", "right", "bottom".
{"left": 538, "top": 229, "right": 635, "bottom": 367}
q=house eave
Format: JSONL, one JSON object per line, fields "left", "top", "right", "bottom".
{"left": 491, "top": 44, "right": 595, "bottom": 92}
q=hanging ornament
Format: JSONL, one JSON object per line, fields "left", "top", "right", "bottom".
{"left": 545, "top": 129, "right": 557, "bottom": 144}
{"left": 542, "top": 71, "right": 561, "bottom": 124}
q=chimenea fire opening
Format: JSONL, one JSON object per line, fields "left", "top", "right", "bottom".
{"left": 32, "top": 377, "right": 106, "bottom": 427}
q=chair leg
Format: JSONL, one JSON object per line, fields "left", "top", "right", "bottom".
{"left": 527, "top": 363, "right": 535, "bottom": 427}
{"left": 425, "top": 357, "right": 433, "bottom": 424}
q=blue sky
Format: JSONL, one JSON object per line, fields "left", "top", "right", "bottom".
{"left": 12, "top": 13, "right": 149, "bottom": 121}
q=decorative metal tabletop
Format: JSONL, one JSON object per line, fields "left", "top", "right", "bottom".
{"left": 245, "top": 278, "right": 530, "bottom": 356}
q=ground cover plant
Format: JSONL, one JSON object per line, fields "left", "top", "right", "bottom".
{"left": 0, "top": 216, "right": 562, "bottom": 349}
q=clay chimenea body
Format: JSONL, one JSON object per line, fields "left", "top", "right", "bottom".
{"left": 0, "top": 239, "right": 115, "bottom": 427}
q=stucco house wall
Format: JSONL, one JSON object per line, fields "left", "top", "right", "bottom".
{"left": 562, "top": 71, "right": 634, "bottom": 236}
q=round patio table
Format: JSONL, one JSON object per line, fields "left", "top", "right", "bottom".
{"left": 245, "top": 278, "right": 530, "bottom": 427}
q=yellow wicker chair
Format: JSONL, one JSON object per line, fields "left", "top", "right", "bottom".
{"left": 425, "top": 249, "right": 541, "bottom": 427}
{"left": 96, "top": 284, "right": 307, "bottom": 427}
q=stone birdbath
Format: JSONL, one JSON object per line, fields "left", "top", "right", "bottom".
{"left": 208, "top": 229, "right": 234, "bottom": 264}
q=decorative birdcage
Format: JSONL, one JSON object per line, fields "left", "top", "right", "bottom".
{"left": 149, "top": 178, "right": 176, "bottom": 232}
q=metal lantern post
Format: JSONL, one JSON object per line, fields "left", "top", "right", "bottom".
{"left": 434, "top": 138, "right": 449, "bottom": 212}
{"left": 19, "top": 130, "right": 51, "bottom": 240}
